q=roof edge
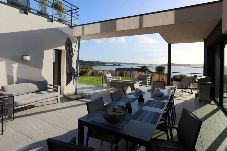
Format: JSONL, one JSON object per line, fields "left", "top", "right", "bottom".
{"left": 74, "top": 0, "right": 222, "bottom": 27}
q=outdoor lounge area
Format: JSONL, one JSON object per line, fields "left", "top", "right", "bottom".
{"left": 1, "top": 0, "right": 227, "bottom": 151}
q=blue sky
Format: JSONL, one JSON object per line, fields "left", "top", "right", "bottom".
{"left": 72, "top": 0, "right": 217, "bottom": 64}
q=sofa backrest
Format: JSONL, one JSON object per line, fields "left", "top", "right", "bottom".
{"left": 16, "top": 80, "right": 48, "bottom": 91}
{"left": 2, "top": 83, "right": 39, "bottom": 96}
{"left": 31, "top": 81, "right": 48, "bottom": 91}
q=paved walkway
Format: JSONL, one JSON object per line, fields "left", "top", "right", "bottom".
{"left": 0, "top": 85, "right": 226, "bottom": 151}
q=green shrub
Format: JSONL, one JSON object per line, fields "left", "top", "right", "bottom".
{"left": 172, "top": 74, "right": 186, "bottom": 82}
{"left": 79, "top": 65, "right": 92, "bottom": 75}
{"left": 155, "top": 65, "right": 165, "bottom": 74}
{"left": 138, "top": 65, "right": 150, "bottom": 72}
{"left": 52, "top": 0, "right": 64, "bottom": 13}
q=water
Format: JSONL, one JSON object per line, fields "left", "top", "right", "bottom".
{"left": 93, "top": 64, "right": 203, "bottom": 77}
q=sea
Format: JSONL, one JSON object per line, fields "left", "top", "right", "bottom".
{"left": 93, "top": 64, "right": 203, "bottom": 77}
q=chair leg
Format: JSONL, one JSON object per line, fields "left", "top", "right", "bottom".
{"left": 169, "top": 127, "right": 174, "bottom": 140}
{"left": 85, "top": 135, "right": 89, "bottom": 147}
{"left": 114, "top": 144, "right": 119, "bottom": 151}
{"left": 100, "top": 140, "right": 103, "bottom": 146}
{"left": 111, "top": 143, "right": 113, "bottom": 151}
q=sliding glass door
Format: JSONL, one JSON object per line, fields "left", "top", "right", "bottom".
{"left": 224, "top": 44, "right": 227, "bottom": 110}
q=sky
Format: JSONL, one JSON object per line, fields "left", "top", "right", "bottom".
{"left": 71, "top": 0, "right": 218, "bottom": 64}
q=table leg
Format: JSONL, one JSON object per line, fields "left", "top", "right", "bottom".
{"left": 78, "top": 120, "right": 84, "bottom": 146}
{"left": 145, "top": 144, "right": 151, "bottom": 151}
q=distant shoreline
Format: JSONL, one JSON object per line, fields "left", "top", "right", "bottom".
{"left": 79, "top": 60, "right": 203, "bottom": 68}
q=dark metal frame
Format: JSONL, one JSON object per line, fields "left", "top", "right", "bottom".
{"left": 204, "top": 20, "right": 227, "bottom": 114}
{"left": 0, "top": 0, "right": 79, "bottom": 27}
{"left": 167, "top": 43, "right": 171, "bottom": 86}
{"left": 221, "top": 38, "right": 227, "bottom": 113}
{"left": 0, "top": 101, "right": 5, "bottom": 135}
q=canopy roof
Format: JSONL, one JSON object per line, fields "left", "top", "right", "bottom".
{"left": 73, "top": 1, "right": 222, "bottom": 44}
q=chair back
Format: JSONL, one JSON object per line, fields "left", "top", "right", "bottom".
{"left": 86, "top": 97, "right": 104, "bottom": 114}
{"left": 152, "top": 81, "right": 165, "bottom": 89}
{"left": 110, "top": 89, "right": 124, "bottom": 101}
{"left": 177, "top": 108, "right": 202, "bottom": 150}
{"left": 177, "top": 77, "right": 193, "bottom": 89}
{"left": 47, "top": 138, "right": 94, "bottom": 151}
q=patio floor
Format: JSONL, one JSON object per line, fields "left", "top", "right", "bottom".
{"left": 0, "top": 84, "right": 226, "bottom": 151}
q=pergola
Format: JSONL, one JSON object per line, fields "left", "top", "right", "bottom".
{"left": 73, "top": 1, "right": 222, "bottom": 85}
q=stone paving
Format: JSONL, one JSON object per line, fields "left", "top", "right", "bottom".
{"left": 0, "top": 84, "right": 226, "bottom": 151}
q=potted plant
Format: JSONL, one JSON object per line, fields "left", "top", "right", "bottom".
{"left": 152, "top": 65, "right": 166, "bottom": 82}
{"left": 38, "top": 0, "right": 48, "bottom": 17}
{"left": 52, "top": 0, "right": 65, "bottom": 22}
{"left": 7, "top": 0, "right": 30, "bottom": 10}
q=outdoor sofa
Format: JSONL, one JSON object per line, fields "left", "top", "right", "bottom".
{"left": 0, "top": 81, "right": 60, "bottom": 117}
{"left": 109, "top": 80, "right": 140, "bottom": 91}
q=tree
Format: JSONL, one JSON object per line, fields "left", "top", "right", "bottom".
{"left": 138, "top": 65, "right": 150, "bottom": 72}
{"left": 155, "top": 65, "right": 165, "bottom": 74}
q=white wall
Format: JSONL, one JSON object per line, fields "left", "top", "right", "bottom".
{"left": 223, "top": 0, "right": 227, "bottom": 34}
{"left": 0, "top": 4, "right": 76, "bottom": 94}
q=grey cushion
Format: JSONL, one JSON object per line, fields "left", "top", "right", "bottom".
{"left": 14, "top": 91, "right": 59, "bottom": 106}
{"left": 16, "top": 80, "right": 48, "bottom": 91}
{"left": 2, "top": 83, "right": 39, "bottom": 96}
{"left": 32, "top": 81, "right": 48, "bottom": 91}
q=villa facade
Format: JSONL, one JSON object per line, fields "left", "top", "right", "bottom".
{"left": 1, "top": 0, "right": 227, "bottom": 112}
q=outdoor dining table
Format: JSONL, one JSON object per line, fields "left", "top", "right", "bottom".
{"left": 78, "top": 88, "right": 173, "bottom": 150}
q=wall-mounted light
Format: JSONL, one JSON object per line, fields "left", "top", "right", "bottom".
{"left": 22, "top": 55, "right": 31, "bottom": 61}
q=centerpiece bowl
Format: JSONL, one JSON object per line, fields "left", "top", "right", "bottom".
{"left": 102, "top": 105, "right": 127, "bottom": 123}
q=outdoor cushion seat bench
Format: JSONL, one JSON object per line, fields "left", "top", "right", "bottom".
{"left": 0, "top": 81, "right": 60, "bottom": 118}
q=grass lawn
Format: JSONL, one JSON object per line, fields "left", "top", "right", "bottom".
{"left": 79, "top": 76, "right": 102, "bottom": 86}
{"left": 78, "top": 76, "right": 135, "bottom": 86}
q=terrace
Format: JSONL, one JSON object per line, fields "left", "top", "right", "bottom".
{"left": 0, "top": 0, "right": 227, "bottom": 151}
{"left": 0, "top": 85, "right": 226, "bottom": 151}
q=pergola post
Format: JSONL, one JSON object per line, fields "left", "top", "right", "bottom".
{"left": 167, "top": 43, "right": 171, "bottom": 86}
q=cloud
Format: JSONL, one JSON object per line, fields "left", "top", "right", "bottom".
{"left": 110, "top": 37, "right": 125, "bottom": 43}
{"left": 90, "top": 37, "right": 126, "bottom": 44}
{"left": 135, "top": 35, "right": 158, "bottom": 44}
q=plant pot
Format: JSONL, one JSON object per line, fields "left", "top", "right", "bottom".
{"left": 37, "top": 11, "right": 48, "bottom": 17}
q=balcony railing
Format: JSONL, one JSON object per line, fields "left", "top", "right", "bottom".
{"left": 0, "top": 0, "right": 79, "bottom": 27}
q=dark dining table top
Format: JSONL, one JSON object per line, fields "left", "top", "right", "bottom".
{"left": 78, "top": 88, "right": 173, "bottom": 144}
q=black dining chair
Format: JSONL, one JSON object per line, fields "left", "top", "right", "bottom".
{"left": 150, "top": 108, "right": 202, "bottom": 151}
{"left": 110, "top": 89, "right": 124, "bottom": 101}
{"left": 86, "top": 97, "right": 121, "bottom": 151}
{"left": 47, "top": 138, "right": 95, "bottom": 151}
{"left": 155, "top": 93, "right": 176, "bottom": 140}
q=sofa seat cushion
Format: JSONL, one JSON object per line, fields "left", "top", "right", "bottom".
{"left": 2, "top": 83, "right": 39, "bottom": 96}
{"left": 14, "top": 91, "right": 59, "bottom": 106}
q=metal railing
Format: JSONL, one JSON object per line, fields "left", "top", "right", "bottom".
{"left": 0, "top": 0, "right": 79, "bottom": 27}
